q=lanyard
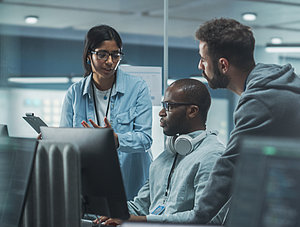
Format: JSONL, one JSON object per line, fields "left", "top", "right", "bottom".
{"left": 164, "top": 153, "right": 178, "bottom": 201}
{"left": 91, "top": 78, "right": 114, "bottom": 126}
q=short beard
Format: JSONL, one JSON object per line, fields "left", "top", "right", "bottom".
{"left": 208, "top": 62, "right": 230, "bottom": 89}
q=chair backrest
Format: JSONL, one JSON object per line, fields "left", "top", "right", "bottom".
{"left": 21, "top": 140, "right": 81, "bottom": 227}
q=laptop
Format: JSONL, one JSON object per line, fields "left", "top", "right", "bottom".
{"left": 0, "top": 137, "right": 37, "bottom": 227}
{"left": 226, "top": 136, "right": 300, "bottom": 227}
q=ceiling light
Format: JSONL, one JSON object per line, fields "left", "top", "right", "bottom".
{"left": 270, "top": 37, "right": 283, "bottom": 45}
{"left": 265, "top": 44, "right": 300, "bottom": 53}
{"left": 242, "top": 13, "right": 257, "bottom": 21}
{"left": 25, "top": 16, "right": 39, "bottom": 24}
{"left": 8, "top": 77, "right": 69, "bottom": 84}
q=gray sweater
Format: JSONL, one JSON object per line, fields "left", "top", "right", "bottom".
{"left": 127, "top": 130, "right": 225, "bottom": 223}
{"left": 195, "top": 63, "right": 300, "bottom": 223}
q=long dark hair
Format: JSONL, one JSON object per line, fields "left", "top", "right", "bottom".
{"left": 83, "top": 25, "right": 123, "bottom": 77}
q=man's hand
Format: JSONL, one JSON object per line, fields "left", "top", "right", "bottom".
{"left": 93, "top": 215, "right": 146, "bottom": 226}
{"left": 128, "top": 215, "right": 147, "bottom": 222}
{"left": 93, "top": 216, "right": 122, "bottom": 226}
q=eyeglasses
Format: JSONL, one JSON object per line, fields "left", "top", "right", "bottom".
{"left": 90, "top": 50, "right": 124, "bottom": 62}
{"left": 161, "top": 101, "right": 197, "bottom": 111}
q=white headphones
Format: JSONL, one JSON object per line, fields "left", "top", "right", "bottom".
{"left": 166, "top": 130, "right": 217, "bottom": 156}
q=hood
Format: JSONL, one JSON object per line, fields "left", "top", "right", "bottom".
{"left": 245, "top": 63, "right": 300, "bottom": 93}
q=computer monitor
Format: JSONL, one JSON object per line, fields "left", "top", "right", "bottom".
{"left": 0, "top": 124, "right": 9, "bottom": 137}
{"left": 0, "top": 137, "right": 37, "bottom": 227}
{"left": 40, "top": 127, "right": 130, "bottom": 220}
{"left": 226, "top": 136, "right": 300, "bottom": 227}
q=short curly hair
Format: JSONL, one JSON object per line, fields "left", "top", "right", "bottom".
{"left": 195, "top": 18, "right": 255, "bottom": 72}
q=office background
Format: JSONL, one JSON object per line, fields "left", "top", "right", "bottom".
{"left": 1, "top": 0, "right": 300, "bottom": 158}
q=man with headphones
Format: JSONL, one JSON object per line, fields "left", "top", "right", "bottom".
{"left": 97, "top": 79, "right": 226, "bottom": 225}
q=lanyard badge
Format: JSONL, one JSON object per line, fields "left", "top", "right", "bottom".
{"left": 151, "top": 205, "right": 166, "bottom": 215}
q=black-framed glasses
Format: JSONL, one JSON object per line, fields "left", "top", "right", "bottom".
{"left": 161, "top": 101, "right": 197, "bottom": 111}
{"left": 90, "top": 50, "right": 124, "bottom": 62}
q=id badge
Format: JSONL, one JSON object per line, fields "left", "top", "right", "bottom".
{"left": 151, "top": 205, "right": 165, "bottom": 215}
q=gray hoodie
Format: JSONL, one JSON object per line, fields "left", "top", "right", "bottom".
{"left": 195, "top": 63, "right": 300, "bottom": 223}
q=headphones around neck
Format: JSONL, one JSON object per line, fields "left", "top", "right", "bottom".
{"left": 166, "top": 130, "right": 217, "bottom": 156}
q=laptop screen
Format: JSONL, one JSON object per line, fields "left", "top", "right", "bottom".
{"left": 226, "top": 136, "right": 300, "bottom": 227}
{"left": 0, "top": 137, "right": 37, "bottom": 227}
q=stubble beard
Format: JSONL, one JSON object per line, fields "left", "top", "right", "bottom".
{"left": 206, "top": 64, "right": 230, "bottom": 89}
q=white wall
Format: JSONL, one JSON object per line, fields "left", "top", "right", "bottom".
{"left": 1, "top": 88, "right": 65, "bottom": 138}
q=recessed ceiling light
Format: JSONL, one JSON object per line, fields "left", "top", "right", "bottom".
{"left": 25, "top": 16, "right": 39, "bottom": 24}
{"left": 242, "top": 13, "right": 257, "bottom": 21}
{"left": 265, "top": 44, "right": 300, "bottom": 53}
{"left": 8, "top": 77, "right": 69, "bottom": 84}
{"left": 271, "top": 37, "right": 283, "bottom": 45}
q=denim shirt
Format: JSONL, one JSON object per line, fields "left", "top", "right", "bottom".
{"left": 60, "top": 68, "right": 153, "bottom": 200}
{"left": 127, "top": 130, "right": 226, "bottom": 223}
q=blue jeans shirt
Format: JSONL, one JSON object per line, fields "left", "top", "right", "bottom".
{"left": 60, "top": 68, "right": 153, "bottom": 200}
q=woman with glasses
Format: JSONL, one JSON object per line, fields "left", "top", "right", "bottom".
{"left": 60, "top": 25, "right": 153, "bottom": 200}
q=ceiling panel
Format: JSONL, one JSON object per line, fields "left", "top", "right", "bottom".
{"left": 1, "top": 0, "right": 300, "bottom": 47}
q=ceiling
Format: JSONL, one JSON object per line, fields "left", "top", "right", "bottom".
{"left": 1, "top": 0, "right": 300, "bottom": 48}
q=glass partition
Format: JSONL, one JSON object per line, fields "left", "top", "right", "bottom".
{"left": 2, "top": 0, "right": 295, "bottom": 149}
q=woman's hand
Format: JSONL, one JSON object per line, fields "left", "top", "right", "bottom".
{"left": 81, "top": 118, "right": 119, "bottom": 148}
{"left": 37, "top": 133, "right": 42, "bottom": 140}
{"left": 81, "top": 119, "right": 100, "bottom": 128}
{"left": 81, "top": 117, "right": 109, "bottom": 129}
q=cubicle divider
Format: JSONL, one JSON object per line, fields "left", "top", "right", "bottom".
{"left": 21, "top": 140, "right": 81, "bottom": 227}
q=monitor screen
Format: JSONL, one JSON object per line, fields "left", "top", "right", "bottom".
{"left": 40, "top": 127, "right": 130, "bottom": 220}
{"left": 0, "top": 137, "right": 37, "bottom": 227}
{"left": 227, "top": 136, "right": 300, "bottom": 227}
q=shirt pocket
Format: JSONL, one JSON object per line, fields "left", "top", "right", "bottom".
{"left": 115, "top": 106, "right": 137, "bottom": 133}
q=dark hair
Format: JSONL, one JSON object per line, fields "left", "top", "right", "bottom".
{"left": 195, "top": 18, "right": 255, "bottom": 72}
{"left": 83, "top": 25, "right": 123, "bottom": 77}
{"left": 171, "top": 78, "right": 211, "bottom": 124}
